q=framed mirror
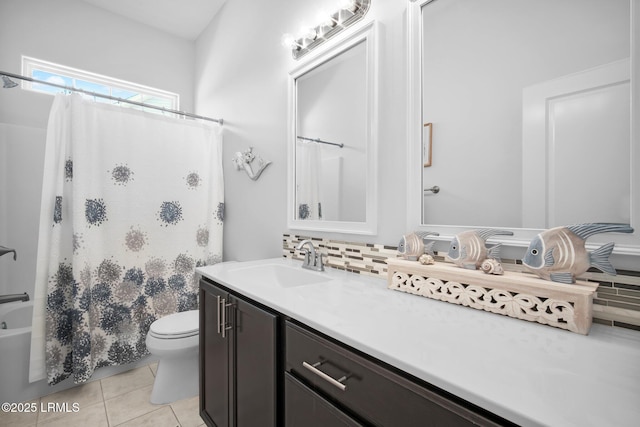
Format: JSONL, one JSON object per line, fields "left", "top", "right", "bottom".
{"left": 407, "top": 0, "right": 640, "bottom": 254}
{"left": 288, "top": 22, "right": 378, "bottom": 234}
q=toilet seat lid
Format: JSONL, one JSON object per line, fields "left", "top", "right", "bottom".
{"left": 150, "top": 310, "right": 199, "bottom": 337}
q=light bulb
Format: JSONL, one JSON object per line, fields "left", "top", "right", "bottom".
{"left": 280, "top": 33, "right": 300, "bottom": 50}
{"left": 315, "top": 9, "right": 327, "bottom": 21}
{"left": 299, "top": 25, "right": 317, "bottom": 41}
{"left": 337, "top": 0, "right": 358, "bottom": 13}
{"left": 316, "top": 9, "right": 335, "bottom": 29}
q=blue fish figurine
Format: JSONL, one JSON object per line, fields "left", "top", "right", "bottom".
{"left": 447, "top": 229, "right": 514, "bottom": 269}
{"left": 522, "top": 223, "right": 634, "bottom": 284}
{"left": 398, "top": 231, "right": 439, "bottom": 261}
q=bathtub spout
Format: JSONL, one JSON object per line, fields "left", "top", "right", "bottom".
{"left": 0, "top": 293, "right": 29, "bottom": 304}
{"left": 0, "top": 246, "right": 17, "bottom": 261}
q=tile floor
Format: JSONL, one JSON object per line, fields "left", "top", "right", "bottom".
{"left": 0, "top": 363, "right": 204, "bottom": 427}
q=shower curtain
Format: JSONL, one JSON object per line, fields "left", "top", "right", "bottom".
{"left": 296, "top": 142, "right": 322, "bottom": 220}
{"left": 29, "top": 94, "right": 224, "bottom": 385}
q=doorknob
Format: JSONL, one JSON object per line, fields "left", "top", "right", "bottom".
{"left": 424, "top": 186, "right": 440, "bottom": 194}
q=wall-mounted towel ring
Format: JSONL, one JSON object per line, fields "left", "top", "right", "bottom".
{"left": 232, "top": 147, "right": 272, "bottom": 181}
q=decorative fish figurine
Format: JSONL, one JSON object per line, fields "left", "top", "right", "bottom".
{"left": 522, "top": 223, "right": 634, "bottom": 284}
{"left": 398, "top": 231, "right": 439, "bottom": 261}
{"left": 447, "top": 229, "right": 514, "bottom": 270}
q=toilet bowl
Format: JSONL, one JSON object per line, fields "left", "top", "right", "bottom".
{"left": 145, "top": 309, "right": 199, "bottom": 404}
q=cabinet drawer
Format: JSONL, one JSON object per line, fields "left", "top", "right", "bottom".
{"left": 285, "top": 322, "right": 503, "bottom": 427}
{"left": 285, "top": 373, "right": 362, "bottom": 427}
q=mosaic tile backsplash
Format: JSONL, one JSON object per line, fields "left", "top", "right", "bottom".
{"left": 283, "top": 234, "right": 640, "bottom": 332}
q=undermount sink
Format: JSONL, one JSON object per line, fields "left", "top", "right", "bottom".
{"left": 226, "top": 263, "right": 330, "bottom": 287}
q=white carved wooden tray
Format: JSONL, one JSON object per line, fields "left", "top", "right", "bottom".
{"left": 386, "top": 258, "right": 598, "bottom": 335}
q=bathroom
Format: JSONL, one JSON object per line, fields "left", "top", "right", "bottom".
{"left": 1, "top": 0, "right": 639, "bottom": 426}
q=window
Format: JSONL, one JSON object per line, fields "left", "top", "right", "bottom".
{"left": 22, "top": 56, "right": 179, "bottom": 114}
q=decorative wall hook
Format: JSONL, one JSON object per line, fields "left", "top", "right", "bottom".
{"left": 232, "top": 147, "right": 272, "bottom": 181}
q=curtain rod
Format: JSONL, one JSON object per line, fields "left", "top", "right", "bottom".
{"left": 0, "top": 70, "right": 223, "bottom": 125}
{"left": 297, "top": 135, "right": 344, "bottom": 148}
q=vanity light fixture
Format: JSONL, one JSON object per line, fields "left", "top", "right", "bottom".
{"left": 282, "top": 0, "right": 370, "bottom": 60}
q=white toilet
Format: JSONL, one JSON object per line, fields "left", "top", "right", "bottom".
{"left": 145, "top": 309, "right": 199, "bottom": 404}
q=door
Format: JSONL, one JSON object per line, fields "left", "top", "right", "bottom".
{"left": 200, "top": 279, "right": 280, "bottom": 427}
{"left": 200, "top": 281, "right": 231, "bottom": 427}
{"left": 234, "top": 296, "right": 279, "bottom": 427}
{"left": 522, "top": 58, "right": 631, "bottom": 228}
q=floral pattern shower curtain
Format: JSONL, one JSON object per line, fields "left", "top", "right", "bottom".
{"left": 296, "top": 142, "right": 322, "bottom": 220}
{"left": 30, "top": 94, "right": 223, "bottom": 385}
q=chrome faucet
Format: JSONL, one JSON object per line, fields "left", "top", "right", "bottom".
{"left": 296, "top": 240, "right": 324, "bottom": 272}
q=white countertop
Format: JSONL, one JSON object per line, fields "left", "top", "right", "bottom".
{"left": 197, "top": 258, "right": 640, "bottom": 427}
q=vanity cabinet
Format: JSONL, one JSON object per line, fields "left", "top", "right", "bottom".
{"left": 199, "top": 278, "right": 278, "bottom": 427}
{"left": 199, "top": 276, "right": 512, "bottom": 427}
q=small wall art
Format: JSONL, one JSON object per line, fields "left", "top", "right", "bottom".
{"left": 232, "top": 147, "right": 272, "bottom": 181}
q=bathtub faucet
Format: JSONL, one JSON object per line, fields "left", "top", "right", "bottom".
{"left": 0, "top": 246, "right": 17, "bottom": 261}
{"left": 0, "top": 293, "right": 29, "bottom": 304}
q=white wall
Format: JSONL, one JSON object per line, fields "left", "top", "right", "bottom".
{"left": 195, "top": 0, "right": 408, "bottom": 261}
{"left": 0, "top": 0, "right": 196, "bottom": 296}
{"left": 0, "top": 123, "right": 45, "bottom": 296}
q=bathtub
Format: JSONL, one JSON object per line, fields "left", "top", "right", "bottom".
{"left": 0, "top": 300, "right": 157, "bottom": 403}
{"left": 0, "top": 301, "right": 37, "bottom": 403}
{"left": 0, "top": 300, "right": 90, "bottom": 403}
{"left": 0, "top": 300, "right": 32, "bottom": 333}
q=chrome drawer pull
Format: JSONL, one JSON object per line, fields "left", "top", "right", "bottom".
{"left": 302, "top": 361, "right": 349, "bottom": 391}
{"left": 221, "top": 300, "right": 233, "bottom": 338}
{"left": 216, "top": 295, "right": 222, "bottom": 334}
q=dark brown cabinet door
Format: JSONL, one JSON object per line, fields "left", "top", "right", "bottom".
{"left": 234, "top": 296, "right": 278, "bottom": 427}
{"left": 200, "top": 282, "right": 230, "bottom": 427}
{"left": 200, "top": 278, "right": 279, "bottom": 427}
{"left": 285, "top": 373, "right": 362, "bottom": 427}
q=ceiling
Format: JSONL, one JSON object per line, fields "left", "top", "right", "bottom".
{"left": 80, "top": 0, "right": 226, "bottom": 40}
